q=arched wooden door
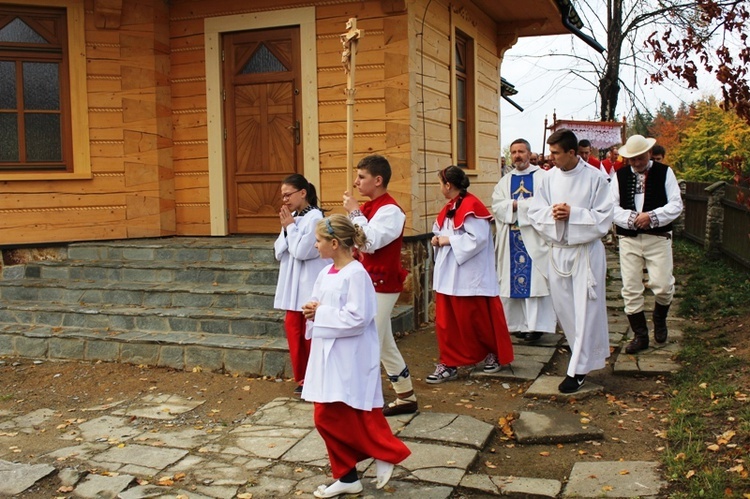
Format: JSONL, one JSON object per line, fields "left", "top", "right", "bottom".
{"left": 222, "top": 27, "right": 302, "bottom": 234}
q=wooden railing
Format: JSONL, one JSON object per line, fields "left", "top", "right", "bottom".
{"left": 680, "top": 181, "right": 750, "bottom": 269}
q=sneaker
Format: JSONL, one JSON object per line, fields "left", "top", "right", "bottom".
{"left": 425, "top": 364, "right": 458, "bottom": 384}
{"left": 483, "top": 353, "right": 501, "bottom": 373}
{"left": 558, "top": 374, "right": 586, "bottom": 393}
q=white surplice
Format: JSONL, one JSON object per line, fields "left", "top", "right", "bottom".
{"left": 273, "top": 209, "right": 331, "bottom": 311}
{"left": 527, "top": 159, "right": 614, "bottom": 377}
{"left": 301, "top": 261, "right": 383, "bottom": 411}
{"left": 432, "top": 215, "right": 499, "bottom": 297}
{"left": 492, "top": 165, "right": 557, "bottom": 333}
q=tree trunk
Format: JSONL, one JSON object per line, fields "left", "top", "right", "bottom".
{"left": 599, "top": 0, "right": 623, "bottom": 121}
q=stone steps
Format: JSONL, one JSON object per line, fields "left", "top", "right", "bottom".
{"left": 0, "top": 237, "right": 415, "bottom": 377}
{"left": 0, "top": 278, "right": 278, "bottom": 309}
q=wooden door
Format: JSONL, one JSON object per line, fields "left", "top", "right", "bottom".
{"left": 223, "top": 27, "right": 302, "bottom": 234}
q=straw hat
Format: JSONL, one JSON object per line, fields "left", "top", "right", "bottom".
{"left": 618, "top": 135, "right": 657, "bottom": 158}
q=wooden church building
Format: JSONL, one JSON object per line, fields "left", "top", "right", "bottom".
{"left": 0, "top": 0, "right": 587, "bottom": 245}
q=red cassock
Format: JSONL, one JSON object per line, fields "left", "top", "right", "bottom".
{"left": 435, "top": 293, "right": 514, "bottom": 367}
{"left": 314, "top": 402, "right": 411, "bottom": 478}
{"left": 284, "top": 310, "right": 310, "bottom": 383}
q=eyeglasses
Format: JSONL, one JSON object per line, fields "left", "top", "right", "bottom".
{"left": 281, "top": 189, "right": 301, "bottom": 200}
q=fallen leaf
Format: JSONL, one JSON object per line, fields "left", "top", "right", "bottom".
{"left": 728, "top": 464, "right": 745, "bottom": 473}
{"left": 485, "top": 461, "right": 497, "bottom": 469}
{"left": 602, "top": 485, "right": 613, "bottom": 491}
{"left": 674, "top": 452, "right": 686, "bottom": 461}
{"left": 539, "top": 451, "right": 550, "bottom": 457}
{"left": 237, "top": 494, "right": 253, "bottom": 499}
{"left": 707, "top": 444, "right": 721, "bottom": 452}
{"left": 686, "top": 470, "right": 696, "bottom": 479}
{"left": 57, "top": 486, "right": 74, "bottom": 493}
{"left": 619, "top": 470, "right": 630, "bottom": 475}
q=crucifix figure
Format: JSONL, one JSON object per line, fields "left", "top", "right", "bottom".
{"left": 341, "top": 18, "right": 363, "bottom": 189}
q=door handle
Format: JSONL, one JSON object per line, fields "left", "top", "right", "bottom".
{"left": 287, "top": 121, "right": 300, "bottom": 145}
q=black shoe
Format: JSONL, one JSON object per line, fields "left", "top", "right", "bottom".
{"left": 558, "top": 374, "right": 586, "bottom": 393}
{"left": 512, "top": 332, "right": 527, "bottom": 339}
{"left": 524, "top": 332, "right": 543, "bottom": 342}
{"left": 294, "top": 385, "right": 303, "bottom": 396}
{"left": 382, "top": 400, "right": 418, "bottom": 417}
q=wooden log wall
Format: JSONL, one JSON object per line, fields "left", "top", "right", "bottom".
{"left": 0, "top": 0, "right": 175, "bottom": 246}
{"left": 0, "top": 0, "right": 506, "bottom": 245}
{"left": 410, "top": 0, "right": 502, "bottom": 234}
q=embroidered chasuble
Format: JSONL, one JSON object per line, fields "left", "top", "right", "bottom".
{"left": 509, "top": 174, "right": 534, "bottom": 298}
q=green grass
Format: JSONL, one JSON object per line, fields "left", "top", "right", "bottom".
{"left": 664, "top": 239, "right": 750, "bottom": 497}
{"left": 675, "top": 239, "right": 750, "bottom": 319}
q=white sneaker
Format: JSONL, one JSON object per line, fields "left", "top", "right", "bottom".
{"left": 425, "top": 364, "right": 458, "bottom": 384}
{"left": 483, "top": 353, "right": 501, "bottom": 373}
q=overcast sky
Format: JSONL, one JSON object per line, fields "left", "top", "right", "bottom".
{"left": 499, "top": 20, "right": 723, "bottom": 155}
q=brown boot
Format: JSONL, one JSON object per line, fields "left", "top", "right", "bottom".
{"left": 653, "top": 303, "right": 670, "bottom": 344}
{"left": 625, "top": 311, "right": 649, "bottom": 354}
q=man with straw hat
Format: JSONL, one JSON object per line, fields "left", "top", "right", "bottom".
{"left": 611, "top": 135, "right": 683, "bottom": 354}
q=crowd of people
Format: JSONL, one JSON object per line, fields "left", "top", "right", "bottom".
{"left": 271, "top": 130, "right": 682, "bottom": 496}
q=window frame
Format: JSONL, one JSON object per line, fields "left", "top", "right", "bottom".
{"left": 450, "top": 18, "right": 477, "bottom": 171}
{"left": 0, "top": 0, "right": 90, "bottom": 181}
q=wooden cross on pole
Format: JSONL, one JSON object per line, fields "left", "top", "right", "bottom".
{"left": 341, "top": 18, "right": 363, "bottom": 189}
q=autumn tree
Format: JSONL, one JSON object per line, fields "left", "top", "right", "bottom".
{"left": 668, "top": 97, "right": 750, "bottom": 182}
{"left": 593, "top": 0, "right": 708, "bottom": 121}
{"left": 648, "top": 102, "right": 694, "bottom": 160}
{"left": 647, "top": 0, "right": 750, "bottom": 125}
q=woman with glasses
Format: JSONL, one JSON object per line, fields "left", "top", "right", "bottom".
{"left": 273, "top": 173, "right": 331, "bottom": 395}
{"left": 427, "top": 166, "right": 514, "bottom": 384}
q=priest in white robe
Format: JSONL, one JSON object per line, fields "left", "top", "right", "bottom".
{"left": 528, "top": 129, "right": 614, "bottom": 394}
{"left": 492, "top": 138, "right": 557, "bottom": 342}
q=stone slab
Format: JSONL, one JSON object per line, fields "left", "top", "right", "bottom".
{"left": 399, "top": 441, "right": 476, "bottom": 486}
{"left": 91, "top": 443, "right": 188, "bottom": 471}
{"left": 0, "top": 460, "right": 55, "bottom": 495}
{"left": 243, "top": 397, "right": 315, "bottom": 428}
{"left": 513, "top": 410, "right": 604, "bottom": 444}
{"left": 524, "top": 376, "right": 604, "bottom": 401}
{"left": 215, "top": 424, "right": 311, "bottom": 459}
{"left": 563, "top": 460, "right": 665, "bottom": 497}
{"left": 398, "top": 412, "right": 494, "bottom": 449}
{"left": 493, "top": 475, "right": 563, "bottom": 498}
{"left": 280, "top": 427, "right": 329, "bottom": 465}
{"left": 71, "top": 472, "right": 135, "bottom": 499}
{"left": 112, "top": 393, "right": 204, "bottom": 420}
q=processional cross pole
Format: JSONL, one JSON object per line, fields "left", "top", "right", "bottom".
{"left": 341, "top": 17, "right": 363, "bottom": 189}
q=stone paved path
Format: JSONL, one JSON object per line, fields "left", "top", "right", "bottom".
{"left": 0, "top": 249, "right": 677, "bottom": 497}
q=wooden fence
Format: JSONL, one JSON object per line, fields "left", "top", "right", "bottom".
{"left": 681, "top": 181, "right": 750, "bottom": 269}
{"left": 682, "top": 181, "right": 711, "bottom": 245}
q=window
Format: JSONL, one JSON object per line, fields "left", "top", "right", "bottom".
{"left": 0, "top": 2, "right": 89, "bottom": 180}
{"left": 453, "top": 29, "right": 475, "bottom": 169}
